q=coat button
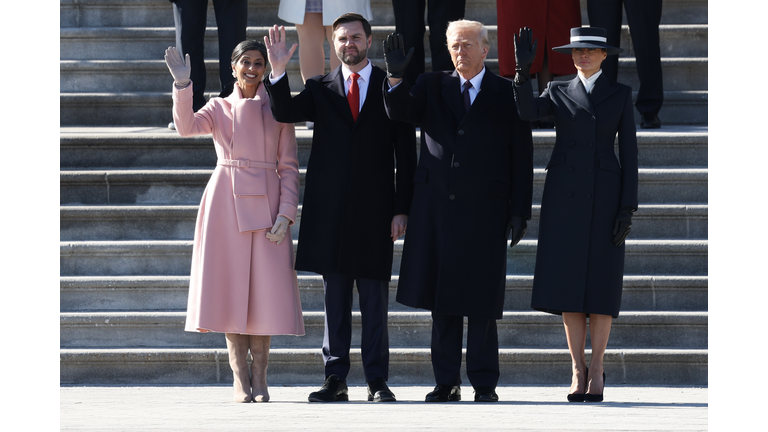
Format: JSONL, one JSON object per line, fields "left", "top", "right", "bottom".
{"left": 453, "top": 162, "right": 460, "bottom": 168}
{"left": 571, "top": 116, "right": 576, "bottom": 121}
{"left": 586, "top": 193, "right": 592, "bottom": 198}
{"left": 449, "top": 194, "right": 456, "bottom": 200}
{"left": 458, "top": 130, "right": 464, "bottom": 136}
{"left": 569, "top": 166, "right": 574, "bottom": 172}
{"left": 588, "top": 142, "right": 594, "bottom": 147}
{"left": 569, "top": 141, "right": 575, "bottom": 146}
{"left": 587, "top": 168, "right": 593, "bottom": 173}
{"left": 567, "top": 192, "right": 573, "bottom": 197}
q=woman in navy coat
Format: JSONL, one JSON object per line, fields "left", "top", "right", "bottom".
{"left": 513, "top": 27, "right": 638, "bottom": 403}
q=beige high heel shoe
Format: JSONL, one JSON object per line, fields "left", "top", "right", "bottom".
{"left": 249, "top": 335, "right": 271, "bottom": 402}
{"left": 225, "top": 333, "right": 253, "bottom": 403}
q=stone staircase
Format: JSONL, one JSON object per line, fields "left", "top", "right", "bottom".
{"left": 60, "top": 0, "right": 708, "bottom": 386}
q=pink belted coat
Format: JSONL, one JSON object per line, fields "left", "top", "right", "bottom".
{"left": 173, "top": 82, "right": 305, "bottom": 336}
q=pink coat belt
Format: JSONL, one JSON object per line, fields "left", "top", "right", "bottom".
{"left": 218, "top": 159, "right": 276, "bottom": 169}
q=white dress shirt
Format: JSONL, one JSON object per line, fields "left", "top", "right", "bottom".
{"left": 577, "top": 69, "right": 603, "bottom": 94}
{"left": 458, "top": 66, "right": 486, "bottom": 106}
{"left": 270, "top": 59, "right": 373, "bottom": 111}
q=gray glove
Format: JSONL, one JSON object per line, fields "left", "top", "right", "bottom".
{"left": 383, "top": 33, "right": 414, "bottom": 79}
{"left": 164, "top": 46, "right": 191, "bottom": 87}
{"left": 266, "top": 215, "right": 291, "bottom": 246}
{"left": 513, "top": 27, "right": 537, "bottom": 86}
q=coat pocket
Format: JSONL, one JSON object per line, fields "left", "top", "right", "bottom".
{"left": 545, "top": 152, "right": 566, "bottom": 170}
{"left": 233, "top": 167, "right": 268, "bottom": 196}
{"left": 599, "top": 157, "right": 622, "bottom": 175}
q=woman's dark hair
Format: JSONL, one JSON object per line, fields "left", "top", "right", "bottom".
{"left": 231, "top": 40, "right": 268, "bottom": 64}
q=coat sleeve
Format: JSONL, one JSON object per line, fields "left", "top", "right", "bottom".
{"left": 263, "top": 74, "right": 316, "bottom": 123}
{"left": 617, "top": 87, "right": 639, "bottom": 211}
{"left": 382, "top": 76, "right": 427, "bottom": 125}
{"left": 391, "top": 118, "right": 417, "bottom": 216}
{"left": 275, "top": 121, "right": 300, "bottom": 224}
{"left": 508, "top": 88, "right": 535, "bottom": 220}
{"left": 513, "top": 78, "right": 554, "bottom": 121}
{"left": 172, "top": 82, "right": 215, "bottom": 137}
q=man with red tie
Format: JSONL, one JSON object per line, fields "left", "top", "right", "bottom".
{"left": 264, "top": 13, "right": 417, "bottom": 403}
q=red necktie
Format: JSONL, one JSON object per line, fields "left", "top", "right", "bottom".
{"left": 348, "top": 72, "right": 360, "bottom": 122}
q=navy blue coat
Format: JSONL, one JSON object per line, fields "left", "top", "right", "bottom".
{"left": 265, "top": 65, "right": 417, "bottom": 281}
{"left": 384, "top": 69, "right": 534, "bottom": 320}
{"left": 514, "top": 74, "right": 638, "bottom": 317}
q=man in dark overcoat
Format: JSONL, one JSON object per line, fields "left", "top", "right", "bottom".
{"left": 263, "top": 14, "right": 417, "bottom": 403}
{"left": 382, "top": 20, "right": 533, "bottom": 403}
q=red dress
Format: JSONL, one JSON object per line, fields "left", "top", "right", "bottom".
{"left": 497, "top": 0, "right": 582, "bottom": 78}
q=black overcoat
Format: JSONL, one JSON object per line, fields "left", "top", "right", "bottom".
{"left": 383, "top": 69, "right": 534, "bottom": 320}
{"left": 264, "top": 65, "right": 417, "bottom": 281}
{"left": 514, "top": 74, "right": 638, "bottom": 318}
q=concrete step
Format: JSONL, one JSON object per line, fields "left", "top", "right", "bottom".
{"left": 60, "top": 310, "right": 708, "bottom": 349}
{"left": 59, "top": 168, "right": 709, "bottom": 206}
{"left": 59, "top": 347, "right": 708, "bottom": 385}
{"left": 60, "top": 0, "right": 708, "bottom": 28}
{"left": 59, "top": 239, "right": 708, "bottom": 277}
{"left": 60, "top": 56, "right": 707, "bottom": 94}
{"left": 60, "top": 274, "right": 708, "bottom": 313}
{"left": 60, "top": 126, "right": 709, "bottom": 169}
{"left": 60, "top": 204, "right": 708, "bottom": 241}
{"left": 60, "top": 23, "right": 707, "bottom": 61}
{"left": 59, "top": 89, "right": 709, "bottom": 127}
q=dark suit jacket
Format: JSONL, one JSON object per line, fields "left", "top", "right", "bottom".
{"left": 384, "top": 69, "right": 534, "bottom": 319}
{"left": 514, "top": 74, "right": 638, "bottom": 318}
{"left": 264, "top": 65, "right": 417, "bottom": 281}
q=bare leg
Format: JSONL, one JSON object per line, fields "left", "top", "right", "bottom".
{"left": 249, "top": 335, "right": 271, "bottom": 402}
{"left": 587, "top": 314, "right": 613, "bottom": 395}
{"left": 562, "top": 312, "right": 588, "bottom": 395}
{"left": 296, "top": 13, "right": 327, "bottom": 82}
{"left": 225, "top": 333, "right": 252, "bottom": 402}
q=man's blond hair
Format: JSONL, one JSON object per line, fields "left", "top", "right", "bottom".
{"left": 446, "top": 19, "right": 489, "bottom": 48}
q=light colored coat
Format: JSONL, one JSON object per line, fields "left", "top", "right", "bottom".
{"left": 278, "top": 0, "right": 372, "bottom": 25}
{"left": 174, "top": 82, "right": 305, "bottom": 336}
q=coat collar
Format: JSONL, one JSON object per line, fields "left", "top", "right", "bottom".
{"left": 442, "top": 68, "right": 501, "bottom": 125}
{"left": 558, "top": 73, "right": 619, "bottom": 115}
{"left": 226, "top": 81, "right": 269, "bottom": 106}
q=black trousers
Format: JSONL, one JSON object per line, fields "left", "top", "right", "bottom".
{"left": 391, "top": 0, "right": 466, "bottom": 86}
{"left": 587, "top": 0, "right": 664, "bottom": 116}
{"left": 430, "top": 312, "right": 499, "bottom": 389}
{"left": 322, "top": 273, "right": 390, "bottom": 382}
{"left": 172, "top": 0, "right": 247, "bottom": 111}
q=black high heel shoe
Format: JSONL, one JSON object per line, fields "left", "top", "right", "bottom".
{"left": 584, "top": 372, "right": 605, "bottom": 403}
{"left": 567, "top": 367, "right": 588, "bottom": 402}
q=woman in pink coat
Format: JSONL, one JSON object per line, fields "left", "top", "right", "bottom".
{"left": 165, "top": 40, "right": 305, "bottom": 403}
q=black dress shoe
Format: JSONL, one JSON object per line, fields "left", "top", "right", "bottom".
{"left": 425, "top": 384, "right": 461, "bottom": 402}
{"left": 567, "top": 367, "right": 588, "bottom": 402}
{"left": 473, "top": 387, "right": 499, "bottom": 402}
{"left": 367, "top": 378, "right": 396, "bottom": 402}
{"left": 308, "top": 375, "right": 349, "bottom": 402}
{"left": 584, "top": 372, "right": 605, "bottom": 403}
{"left": 640, "top": 112, "right": 661, "bottom": 129}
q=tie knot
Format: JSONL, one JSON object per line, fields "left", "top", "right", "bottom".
{"left": 463, "top": 81, "right": 473, "bottom": 92}
{"left": 350, "top": 73, "right": 360, "bottom": 82}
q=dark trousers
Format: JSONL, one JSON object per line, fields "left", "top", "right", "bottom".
{"left": 430, "top": 312, "right": 499, "bottom": 389}
{"left": 588, "top": 0, "right": 664, "bottom": 116}
{"left": 322, "top": 273, "right": 390, "bottom": 382}
{"left": 391, "top": 0, "right": 466, "bottom": 86}
{"left": 172, "top": 0, "right": 247, "bottom": 111}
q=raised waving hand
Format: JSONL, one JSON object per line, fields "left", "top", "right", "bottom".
{"left": 264, "top": 25, "right": 298, "bottom": 79}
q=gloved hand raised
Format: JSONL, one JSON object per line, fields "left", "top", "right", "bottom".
{"left": 612, "top": 208, "right": 633, "bottom": 246}
{"left": 383, "top": 33, "right": 414, "bottom": 80}
{"left": 164, "top": 46, "right": 191, "bottom": 88}
{"left": 513, "top": 27, "right": 537, "bottom": 86}
{"left": 507, "top": 215, "right": 528, "bottom": 248}
{"left": 266, "top": 215, "right": 291, "bottom": 246}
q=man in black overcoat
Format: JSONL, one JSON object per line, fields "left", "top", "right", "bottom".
{"left": 263, "top": 14, "right": 417, "bottom": 403}
{"left": 382, "top": 20, "right": 533, "bottom": 403}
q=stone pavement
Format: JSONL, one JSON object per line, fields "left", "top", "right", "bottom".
{"left": 60, "top": 385, "right": 708, "bottom": 431}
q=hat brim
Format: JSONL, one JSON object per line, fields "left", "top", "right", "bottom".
{"left": 552, "top": 42, "right": 623, "bottom": 56}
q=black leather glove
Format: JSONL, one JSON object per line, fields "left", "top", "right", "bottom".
{"left": 383, "top": 33, "right": 414, "bottom": 79}
{"left": 513, "top": 27, "right": 537, "bottom": 86}
{"left": 507, "top": 215, "right": 528, "bottom": 248}
{"left": 612, "top": 207, "right": 634, "bottom": 246}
